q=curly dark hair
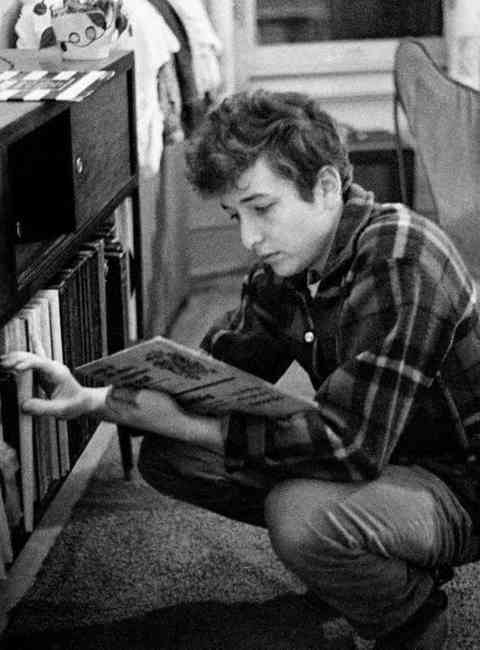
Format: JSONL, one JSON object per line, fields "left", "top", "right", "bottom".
{"left": 185, "top": 89, "right": 352, "bottom": 202}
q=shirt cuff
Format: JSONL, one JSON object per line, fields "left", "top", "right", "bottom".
{"left": 222, "top": 413, "right": 269, "bottom": 472}
{"left": 222, "top": 412, "right": 248, "bottom": 472}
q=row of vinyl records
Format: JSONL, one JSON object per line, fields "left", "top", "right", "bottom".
{"left": 0, "top": 217, "right": 133, "bottom": 579}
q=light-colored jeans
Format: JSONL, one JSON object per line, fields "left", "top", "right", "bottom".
{"left": 138, "top": 434, "right": 478, "bottom": 639}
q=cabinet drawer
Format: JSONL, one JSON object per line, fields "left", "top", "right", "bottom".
{"left": 71, "top": 71, "right": 132, "bottom": 227}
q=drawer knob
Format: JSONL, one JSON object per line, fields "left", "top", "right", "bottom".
{"left": 75, "top": 156, "right": 84, "bottom": 175}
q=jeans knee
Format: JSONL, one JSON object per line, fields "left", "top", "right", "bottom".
{"left": 265, "top": 480, "right": 319, "bottom": 569}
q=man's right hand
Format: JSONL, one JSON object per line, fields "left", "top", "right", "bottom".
{"left": 0, "top": 351, "right": 224, "bottom": 451}
{"left": 0, "top": 351, "right": 107, "bottom": 419}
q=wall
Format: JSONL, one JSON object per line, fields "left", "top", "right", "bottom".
{"left": 231, "top": 0, "right": 445, "bottom": 132}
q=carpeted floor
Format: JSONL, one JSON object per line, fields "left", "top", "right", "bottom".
{"left": 2, "top": 433, "right": 480, "bottom": 649}
{"left": 1, "top": 437, "right": 355, "bottom": 649}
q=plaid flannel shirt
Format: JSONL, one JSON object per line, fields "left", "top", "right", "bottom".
{"left": 200, "top": 184, "right": 480, "bottom": 517}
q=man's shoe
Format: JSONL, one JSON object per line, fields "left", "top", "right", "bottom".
{"left": 373, "top": 589, "right": 449, "bottom": 649}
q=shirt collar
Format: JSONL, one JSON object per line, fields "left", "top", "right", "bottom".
{"left": 289, "top": 183, "right": 376, "bottom": 293}
{"left": 321, "top": 183, "right": 375, "bottom": 277}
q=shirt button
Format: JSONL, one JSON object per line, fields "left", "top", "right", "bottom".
{"left": 304, "top": 331, "right": 315, "bottom": 343}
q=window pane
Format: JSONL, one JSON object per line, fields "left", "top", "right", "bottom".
{"left": 256, "top": 0, "right": 443, "bottom": 45}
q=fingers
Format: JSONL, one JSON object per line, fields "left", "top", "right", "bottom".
{"left": 1, "top": 351, "right": 44, "bottom": 373}
{"left": 107, "top": 387, "right": 140, "bottom": 406}
{"left": 1, "top": 351, "right": 65, "bottom": 378}
{"left": 1, "top": 352, "right": 77, "bottom": 403}
{"left": 105, "top": 387, "right": 140, "bottom": 422}
{"left": 105, "top": 387, "right": 180, "bottom": 423}
{"left": 0, "top": 352, "right": 92, "bottom": 420}
{"left": 29, "top": 331, "right": 46, "bottom": 357}
{"left": 21, "top": 397, "right": 67, "bottom": 418}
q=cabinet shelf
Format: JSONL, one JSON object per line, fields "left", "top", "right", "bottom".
{"left": 0, "top": 48, "right": 141, "bottom": 331}
{"left": 0, "top": 48, "right": 142, "bottom": 584}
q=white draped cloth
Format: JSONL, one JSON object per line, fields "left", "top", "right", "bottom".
{"left": 166, "top": 0, "right": 222, "bottom": 98}
{"left": 15, "top": 0, "right": 181, "bottom": 175}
